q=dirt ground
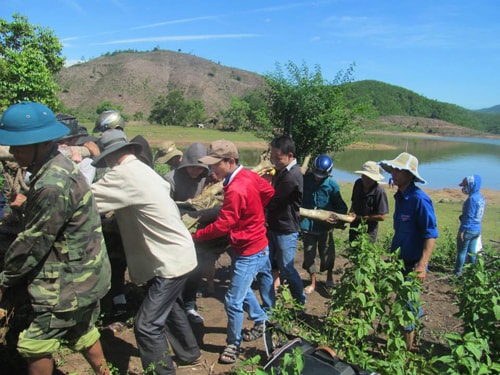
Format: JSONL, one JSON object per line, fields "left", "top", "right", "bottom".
{"left": 48, "top": 250, "right": 463, "bottom": 375}
{"left": 49, "top": 194, "right": 483, "bottom": 375}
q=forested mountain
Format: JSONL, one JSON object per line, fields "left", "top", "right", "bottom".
{"left": 345, "top": 80, "right": 500, "bottom": 134}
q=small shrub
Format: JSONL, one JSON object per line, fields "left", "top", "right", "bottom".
{"left": 434, "top": 249, "right": 500, "bottom": 374}
{"left": 323, "top": 227, "right": 430, "bottom": 374}
{"left": 431, "top": 226, "right": 456, "bottom": 271}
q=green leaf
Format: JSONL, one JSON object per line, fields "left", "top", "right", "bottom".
{"left": 464, "top": 341, "right": 483, "bottom": 360}
{"left": 493, "top": 303, "right": 500, "bottom": 320}
{"left": 358, "top": 292, "right": 366, "bottom": 306}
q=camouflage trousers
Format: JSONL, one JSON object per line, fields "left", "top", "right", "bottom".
{"left": 17, "top": 302, "right": 101, "bottom": 358}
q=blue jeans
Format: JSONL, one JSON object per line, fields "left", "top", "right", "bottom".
{"left": 225, "top": 247, "right": 272, "bottom": 348}
{"left": 403, "top": 263, "right": 424, "bottom": 332}
{"left": 134, "top": 275, "right": 200, "bottom": 375}
{"left": 268, "top": 231, "right": 306, "bottom": 305}
{"left": 454, "top": 230, "right": 481, "bottom": 275}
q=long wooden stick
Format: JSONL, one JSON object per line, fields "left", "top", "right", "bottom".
{"left": 299, "top": 207, "right": 354, "bottom": 223}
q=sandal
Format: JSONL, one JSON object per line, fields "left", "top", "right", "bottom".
{"left": 175, "top": 356, "right": 203, "bottom": 368}
{"left": 219, "top": 344, "right": 240, "bottom": 364}
{"left": 304, "top": 285, "right": 315, "bottom": 295}
{"left": 242, "top": 321, "right": 266, "bottom": 342}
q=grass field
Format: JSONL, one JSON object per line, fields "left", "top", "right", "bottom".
{"left": 335, "top": 182, "right": 499, "bottom": 253}
{"left": 82, "top": 123, "right": 266, "bottom": 147}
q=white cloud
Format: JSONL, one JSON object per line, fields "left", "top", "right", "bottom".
{"left": 64, "top": 58, "right": 84, "bottom": 67}
{"left": 132, "top": 15, "right": 222, "bottom": 30}
{"left": 93, "top": 34, "right": 261, "bottom": 46}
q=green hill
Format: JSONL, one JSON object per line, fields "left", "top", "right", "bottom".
{"left": 345, "top": 80, "right": 500, "bottom": 134}
{"left": 477, "top": 104, "right": 500, "bottom": 114}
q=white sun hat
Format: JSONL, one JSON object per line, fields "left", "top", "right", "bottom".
{"left": 354, "top": 161, "right": 384, "bottom": 181}
{"left": 379, "top": 152, "right": 426, "bottom": 184}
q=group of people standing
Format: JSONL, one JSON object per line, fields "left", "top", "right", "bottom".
{"left": 0, "top": 101, "right": 486, "bottom": 374}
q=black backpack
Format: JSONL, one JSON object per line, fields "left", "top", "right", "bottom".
{"left": 263, "top": 323, "right": 378, "bottom": 375}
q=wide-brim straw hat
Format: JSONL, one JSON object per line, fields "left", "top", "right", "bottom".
{"left": 354, "top": 161, "right": 384, "bottom": 181}
{"left": 379, "top": 152, "right": 426, "bottom": 184}
{"left": 92, "top": 129, "right": 142, "bottom": 168}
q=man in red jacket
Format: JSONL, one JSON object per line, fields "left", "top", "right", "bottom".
{"left": 192, "top": 140, "right": 275, "bottom": 365}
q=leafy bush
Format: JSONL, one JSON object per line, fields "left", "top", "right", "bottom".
{"left": 433, "top": 249, "right": 500, "bottom": 374}
{"left": 323, "top": 228, "right": 429, "bottom": 374}
{"left": 430, "top": 226, "right": 457, "bottom": 271}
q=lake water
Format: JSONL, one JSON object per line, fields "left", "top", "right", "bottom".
{"left": 240, "top": 135, "right": 500, "bottom": 191}
{"left": 331, "top": 135, "right": 500, "bottom": 191}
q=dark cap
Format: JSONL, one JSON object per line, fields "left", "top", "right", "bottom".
{"left": 92, "top": 129, "right": 142, "bottom": 167}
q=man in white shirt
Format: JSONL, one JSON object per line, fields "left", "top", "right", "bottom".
{"left": 91, "top": 129, "right": 200, "bottom": 374}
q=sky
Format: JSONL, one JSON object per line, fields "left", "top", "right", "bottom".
{"left": 1, "top": 0, "right": 499, "bottom": 110}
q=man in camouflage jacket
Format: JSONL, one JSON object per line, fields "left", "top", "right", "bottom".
{"left": 0, "top": 102, "right": 111, "bottom": 375}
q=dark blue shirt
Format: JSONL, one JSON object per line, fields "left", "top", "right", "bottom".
{"left": 300, "top": 173, "right": 347, "bottom": 234}
{"left": 391, "top": 183, "right": 438, "bottom": 264}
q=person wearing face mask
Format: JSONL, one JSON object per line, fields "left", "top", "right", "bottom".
{"left": 91, "top": 130, "right": 201, "bottom": 373}
{"left": 454, "top": 175, "right": 486, "bottom": 276}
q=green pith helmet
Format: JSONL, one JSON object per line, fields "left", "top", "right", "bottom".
{"left": 0, "top": 102, "right": 69, "bottom": 146}
{"left": 93, "top": 110, "right": 125, "bottom": 133}
{"left": 56, "top": 113, "right": 81, "bottom": 140}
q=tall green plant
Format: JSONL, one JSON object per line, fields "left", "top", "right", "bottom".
{"left": 430, "top": 225, "right": 457, "bottom": 271}
{"left": 323, "top": 226, "right": 430, "bottom": 374}
{"left": 433, "top": 250, "right": 500, "bottom": 374}
{"left": 220, "top": 97, "right": 252, "bottom": 131}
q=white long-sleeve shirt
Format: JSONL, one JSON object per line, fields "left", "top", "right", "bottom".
{"left": 91, "top": 155, "right": 197, "bottom": 284}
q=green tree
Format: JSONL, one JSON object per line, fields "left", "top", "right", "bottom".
{"left": 148, "top": 90, "right": 206, "bottom": 126}
{"left": 263, "top": 61, "right": 364, "bottom": 161}
{"left": 184, "top": 99, "right": 206, "bottom": 125}
{"left": 221, "top": 97, "right": 251, "bottom": 131}
{"left": 96, "top": 101, "right": 124, "bottom": 114}
{"left": 133, "top": 111, "right": 144, "bottom": 121}
{"left": 0, "top": 13, "right": 65, "bottom": 111}
{"left": 242, "top": 90, "right": 270, "bottom": 130}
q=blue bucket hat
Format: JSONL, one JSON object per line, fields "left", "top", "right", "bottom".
{"left": 0, "top": 102, "right": 69, "bottom": 146}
